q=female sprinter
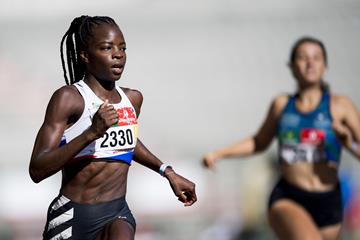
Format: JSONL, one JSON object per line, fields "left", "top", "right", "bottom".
{"left": 29, "top": 15, "right": 197, "bottom": 240}
{"left": 203, "top": 37, "right": 360, "bottom": 240}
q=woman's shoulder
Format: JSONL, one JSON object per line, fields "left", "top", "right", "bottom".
{"left": 271, "top": 93, "right": 291, "bottom": 115}
{"left": 47, "top": 85, "right": 84, "bottom": 115}
{"left": 273, "top": 93, "right": 290, "bottom": 105}
{"left": 53, "top": 84, "right": 79, "bottom": 96}
{"left": 51, "top": 85, "right": 82, "bottom": 103}
{"left": 120, "top": 87, "right": 143, "bottom": 113}
{"left": 330, "top": 93, "right": 356, "bottom": 115}
{"left": 121, "top": 87, "right": 143, "bottom": 102}
{"left": 330, "top": 93, "right": 353, "bottom": 106}
{"left": 328, "top": 93, "right": 360, "bottom": 123}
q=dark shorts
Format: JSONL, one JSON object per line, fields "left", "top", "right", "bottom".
{"left": 43, "top": 195, "right": 136, "bottom": 240}
{"left": 268, "top": 178, "right": 343, "bottom": 228}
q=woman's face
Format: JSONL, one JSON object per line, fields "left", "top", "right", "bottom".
{"left": 291, "top": 42, "right": 326, "bottom": 87}
{"left": 82, "top": 24, "right": 127, "bottom": 82}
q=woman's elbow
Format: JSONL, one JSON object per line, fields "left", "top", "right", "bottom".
{"left": 254, "top": 144, "right": 268, "bottom": 153}
{"left": 254, "top": 137, "right": 271, "bottom": 153}
{"left": 29, "top": 166, "right": 44, "bottom": 183}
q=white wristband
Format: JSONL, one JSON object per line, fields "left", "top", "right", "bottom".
{"left": 351, "top": 142, "right": 358, "bottom": 152}
{"left": 159, "top": 164, "right": 172, "bottom": 177}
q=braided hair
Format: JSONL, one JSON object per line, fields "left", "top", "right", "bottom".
{"left": 60, "top": 15, "right": 118, "bottom": 85}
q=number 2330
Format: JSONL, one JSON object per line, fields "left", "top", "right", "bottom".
{"left": 100, "top": 128, "right": 134, "bottom": 148}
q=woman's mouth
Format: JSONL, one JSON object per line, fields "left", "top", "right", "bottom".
{"left": 112, "top": 64, "right": 124, "bottom": 75}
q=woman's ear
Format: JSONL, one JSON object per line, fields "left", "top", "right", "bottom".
{"left": 80, "top": 51, "right": 89, "bottom": 63}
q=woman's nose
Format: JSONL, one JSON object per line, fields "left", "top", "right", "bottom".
{"left": 113, "top": 48, "right": 125, "bottom": 59}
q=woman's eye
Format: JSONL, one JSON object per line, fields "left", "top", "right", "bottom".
{"left": 101, "top": 46, "right": 112, "bottom": 51}
{"left": 296, "top": 55, "right": 305, "bottom": 60}
{"left": 314, "top": 55, "right": 324, "bottom": 62}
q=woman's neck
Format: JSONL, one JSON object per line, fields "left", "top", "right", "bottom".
{"left": 296, "top": 86, "right": 323, "bottom": 111}
{"left": 83, "top": 75, "right": 119, "bottom": 102}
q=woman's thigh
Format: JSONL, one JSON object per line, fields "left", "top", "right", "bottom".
{"left": 320, "top": 224, "right": 342, "bottom": 240}
{"left": 97, "top": 219, "right": 135, "bottom": 240}
{"left": 268, "top": 199, "right": 322, "bottom": 240}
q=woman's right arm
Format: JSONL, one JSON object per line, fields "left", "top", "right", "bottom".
{"left": 203, "top": 95, "right": 288, "bottom": 169}
{"left": 29, "top": 87, "right": 117, "bottom": 183}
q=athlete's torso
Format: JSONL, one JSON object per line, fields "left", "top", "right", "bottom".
{"left": 61, "top": 80, "right": 139, "bottom": 164}
{"left": 60, "top": 80, "right": 139, "bottom": 204}
{"left": 277, "top": 91, "right": 342, "bottom": 165}
{"left": 276, "top": 91, "right": 342, "bottom": 191}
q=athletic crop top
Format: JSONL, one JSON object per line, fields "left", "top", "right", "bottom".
{"left": 60, "top": 80, "right": 138, "bottom": 165}
{"left": 277, "top": 91, "right": 341, "bottom": 166}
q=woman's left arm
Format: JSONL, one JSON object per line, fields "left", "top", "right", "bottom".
{"left": 332, "top": 95, "right": 360, "bottom": 159}
{"left": 125, "top": 88, "right": 197, "bottom": 206}
{"left": 133, "top": 139, "right": 197, "bottom": 206}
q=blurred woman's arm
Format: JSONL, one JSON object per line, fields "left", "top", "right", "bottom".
{"left": 332, "top": 95, "right": 360, "bottom": 159}
{"left": 203, "top": 95, "right": 288, "bottom": 168}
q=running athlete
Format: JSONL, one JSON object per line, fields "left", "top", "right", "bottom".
{"left": 203, "top": 37, "right": 360, "bottom": 240}
{"left": 29, "top": 15, "right": 197, "bottom": 240}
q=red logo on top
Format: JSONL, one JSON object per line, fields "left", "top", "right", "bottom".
{"left": 116, "top": 107, "right": 137, "bottom": 126}
{"left": 300, "top": 129, "right": 325, "bottom": 145}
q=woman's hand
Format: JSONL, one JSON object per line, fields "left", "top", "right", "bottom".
{"left": 89, "top": 100, "right": 119, "bottom": 138}
{"left": 202, "top": 152, "right": 219, "bottom": 169}
{"left": 165, "top": 170, "right": 197, "bottom": 206}
{"left": 332, "top": 121, "right": 353, "bottom": 148}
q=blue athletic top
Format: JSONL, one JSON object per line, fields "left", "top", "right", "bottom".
{"left": 277, "top": 91, "right": 342, "bottom": 166}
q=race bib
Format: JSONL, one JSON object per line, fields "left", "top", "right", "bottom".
{"left": 95, "top": 124, "right": 138, "bottom": 151}
{"left": 280, "top": 128, "right": 326, "bottom": 163}
{"left": 280, "top": 144, "right": 325, "bottom": 163}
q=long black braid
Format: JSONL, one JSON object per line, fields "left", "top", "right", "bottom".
{"left": 60, "top": 15, "right": 117, "bottom": 85}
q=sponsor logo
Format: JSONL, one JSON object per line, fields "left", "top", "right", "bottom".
{"left": 300, "top": 128, "right": 325, "bottom": 145}
{"left": 117, "top": 107, "right": 137, "bottom": 126}
{"left": 280, "top": 113, "right": 300, "bottom": 127}
{"left": 313, "top": 112, "right": 331, "bottom": 128}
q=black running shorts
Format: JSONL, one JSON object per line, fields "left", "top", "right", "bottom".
{"left": 268, "top": 178, "right": 343, "bottom": 227}
{"left": 43, "top": 195, "right": 136, "bottom": 240}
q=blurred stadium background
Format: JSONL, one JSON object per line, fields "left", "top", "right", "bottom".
{"left": 1, "top": 0, "right": 360, "bottom": 239}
